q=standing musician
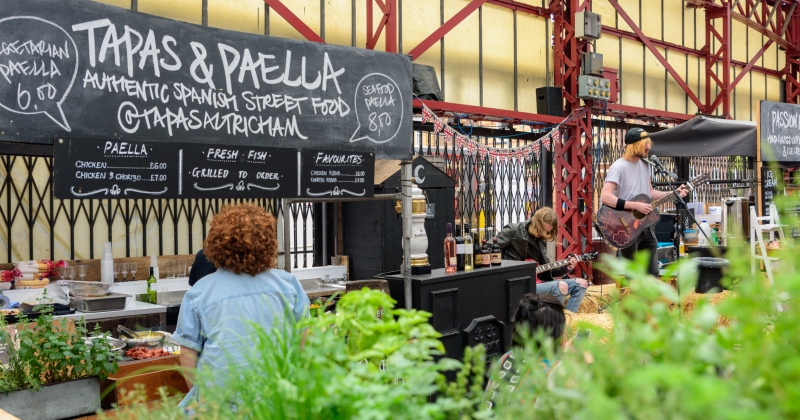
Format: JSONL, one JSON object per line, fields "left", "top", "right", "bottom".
{"left": 599, "top": 128, "right": 689, "bottom": 277}
{"left": 496, "top": 207, "right": 588, "bottom": 313}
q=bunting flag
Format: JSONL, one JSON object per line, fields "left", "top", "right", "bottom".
{"left": 419, "top": 103, "right": 571, "bottom": 160}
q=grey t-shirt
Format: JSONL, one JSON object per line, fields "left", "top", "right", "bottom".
{"left": 605, "top": 158, "right": 652, "bottom": 200}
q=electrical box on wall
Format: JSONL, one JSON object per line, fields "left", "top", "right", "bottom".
{"left": 575, "top": 11, "right": 602, "bottom": 40}
{"left": 578, "top": 75, "right": 611, "bottom": 101}
{"left": 581, "top": 52, "right": 603, "bottom": 76}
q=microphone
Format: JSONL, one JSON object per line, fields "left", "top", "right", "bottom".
{"left": 645, "top": 154, "right": 679, "bottom": 178}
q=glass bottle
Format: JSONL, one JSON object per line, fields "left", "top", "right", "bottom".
{"left": 455, "top": 225, "right": 465, "bottom": 271}
{"left": 481, "top": 239, "right": 492, "bottom": 267}
{"left": 444, "top": 223, "right": 457, "bottom": 273}
{"left": 473, "top": 230, "right": 483, "bottom": 268}
{"left": 679, "top": 237, "right": 685, "bottom": 257}
{"left": 491, "top": 237, "right": 502, "bottom": 266}
{"left": 147, "top": 267, "right": 158, "bottom": 304}
{"left": 464, "top": 224, "right": 474, "bottom": 271}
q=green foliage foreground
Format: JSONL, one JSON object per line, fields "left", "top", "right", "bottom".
{"left": 115, "top": 240, "right": 800, "bottom": 419}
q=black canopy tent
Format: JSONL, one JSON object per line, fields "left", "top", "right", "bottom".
{"left": 649, "top": 116, "right": 757, "bottom": 158}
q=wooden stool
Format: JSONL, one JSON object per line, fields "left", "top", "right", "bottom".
{"left": 345, "top": 279, "right": 389, "bottom": 294}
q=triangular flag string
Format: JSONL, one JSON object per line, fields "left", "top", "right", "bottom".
{"left": 419, "top": 103, "right": 576, "bottom": 161}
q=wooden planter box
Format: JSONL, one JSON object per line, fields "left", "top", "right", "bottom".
{"left": 0, "top": 377, "right": 100, "bottom": 420}
{"left": 101, "top": 354, "right": 189, "bottom": 408}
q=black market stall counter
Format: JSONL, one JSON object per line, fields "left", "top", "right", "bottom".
{"left": 381, "top": 260, "right": 538, "bottom": 362}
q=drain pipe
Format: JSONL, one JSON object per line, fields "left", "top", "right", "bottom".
{"left": 401, "top": 160, "right": 412, "bottom": 310}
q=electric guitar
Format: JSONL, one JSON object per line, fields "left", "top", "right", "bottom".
{"left": 535, "top": 252, "right": 599, "bottom": 279}
{"left": 594, "top": 173, "right": 709, "bottom": 250}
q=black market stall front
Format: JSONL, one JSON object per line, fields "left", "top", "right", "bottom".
{"left": 381, "top": 260, "right": 538, "bottom": 361}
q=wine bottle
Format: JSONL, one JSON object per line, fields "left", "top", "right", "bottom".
{"left": 481, "top": 239, "right": 491, "bottom": 268}
{"left": 491, "top": 237, "right": 502, "bottom": 266}
{"left": 473, "top": 231, "right": 483, "bottom": 268}
{"left": 464, "top": 224, "right": 474, "bottom": 271}
{"left": 455, "top": 225, "right": 465, "bottom": 271}
{"left": 444, "top": 223, "right": 457, "bottom": 273}
{"left": 147, "top": 267, "right": 158, "bottom": 304}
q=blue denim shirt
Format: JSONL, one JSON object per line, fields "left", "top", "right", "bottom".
{"left": 172, "top": 267, "right": 309, "bottom": 407}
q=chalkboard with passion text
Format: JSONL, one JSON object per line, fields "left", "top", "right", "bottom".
{"left": 760, "top": 101, "right": 800, "bottom": 163}
{"left": 0, "top": 0, "right": 412, "bottom": 160}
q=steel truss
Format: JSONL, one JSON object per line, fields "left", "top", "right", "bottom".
{"left": 262, "top": 0, "right": 798, "bottom": 274}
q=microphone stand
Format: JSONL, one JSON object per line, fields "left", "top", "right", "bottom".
{"left": 650, "top": 160, "right": 712, "bottom": 251}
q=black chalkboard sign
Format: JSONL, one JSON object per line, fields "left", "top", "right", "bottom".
{"left": 300, "top": 150, "right": 374, "bottom": 198}
{"left": 760, "top": 101, "right": 800, "bottom": 162}
{"left": 761, "top": 166, "right": 781, "bottom": 216}
{"left": 0, "top": 0, "right": 412, "bottom": 160}
{"left": 54, "top": 137, "right": 178, "bottom": 198}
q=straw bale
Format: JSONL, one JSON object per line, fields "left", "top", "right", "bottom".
{"left": 681, "top": 290, "right": 734, "bottom": 326}
{"left": 574, "top": 283, "right": 619, "bottom": 314}
{"left": 565, "top": 312, "right": 614, "bottom": 332}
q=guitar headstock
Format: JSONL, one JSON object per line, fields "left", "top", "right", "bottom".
{"left": 579, "top": 252, "right": 599, "bottom": 262}
{"left": 687, "top": 173, "right": 711, "bottom": 191}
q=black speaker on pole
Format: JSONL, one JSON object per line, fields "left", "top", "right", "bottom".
{"left": 536, "top": 86, "right": 563, "bottom": 117}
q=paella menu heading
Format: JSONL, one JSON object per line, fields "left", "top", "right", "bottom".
{"left": 54, "top": 138, "right": 374, "bottom": 199}
{"left": 0, "top": 0, "right": 412, "bottom": 159}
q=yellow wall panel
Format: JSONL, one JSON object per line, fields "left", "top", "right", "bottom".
{"left": 482, "top": 5, "right": 514, "bottom": 110}
{"left": 138, "top": 0, "right": 201, "bottom": 25}
{"left": 325, "top": 0, "right": 353, "bottom": 47}
{"left": 644, "top": 46, "right": 666, "bottom": 111}
{"left": 93, "top": 0, "right": 131, "bottom": 9}
{"left": 615, "top": 0, "right": 639, "bottom": 34}
{"left": 516, "top": 14, "right": 548, "bottom": 114}
{"left": 733, "top": 69, "right": 752, "bottom": 121}
{"left": 597, "top": 34, "right": 619, "bottom": 73}
{"left": 685, "top": 55, "right": 701, "bottom": 115}
{"left": 763, "top": 37, "right": 778, "bottom": 70}
{"left": 641, "top": 0, "right": 662, "bottom": 41}
{"left": 269, "top": 0, "right": 321, "bottom": 41}
{"left": 683, "top": 7, "right": 699, "bottom": 49}
{"left": 354, "top": 0, "right": 367, "bottom": 51}
{"left": 731, "top": 21, "right": 748, "bottom": 63}
{"left": 663, "top": 0, "right": 683, "bottom": 46}
{"left": 665, "top": 51, "right": 687, "bottom": 114}
{"left": 442, "top": 0, "right": 479, "bottom": 106}
{"left": 766, "top": 76, "right": 781, "bottom": 103}
{"left": 401, "top": 0, "right": 441, "bottom": 95}
{"left": 592, "top": 1, "right": 616, "bottom": 29}
{"left": 751, "top": 73, "right": 766, "bottom": 121}
{"left": 619, "top": 38, "right": 643, "bottom": 108}
{"left": 208, "top": 0, "right": 264, "bottom": 35}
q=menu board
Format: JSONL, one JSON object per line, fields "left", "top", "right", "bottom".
{"left": 761, "top": 166, "right": 781, "bottom": 216}
{"left": 760, "top": 101, "right": 800, "bottom": 162}
{"left": 0, "top": 0, "right": 412, "bottom": 160}
{"left": 54, "top": 138, "right": 373, "bottom": 199}
{"left": 300, "top": 150, "right": 374, "bottom": 198}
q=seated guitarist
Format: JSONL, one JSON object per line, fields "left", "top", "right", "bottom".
{"left": 599, "top": 128, "right": 688, "bottom": 277}
{"left": 496, "top": 207, "right": 588, "bottom": 313}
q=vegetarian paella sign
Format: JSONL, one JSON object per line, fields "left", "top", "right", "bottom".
{"left": 0, "top": 0, "right": 412, "bottom": 159}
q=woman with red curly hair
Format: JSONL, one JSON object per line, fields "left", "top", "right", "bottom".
{"left": 173, "top": 203, "right": 309, "bottom": 408}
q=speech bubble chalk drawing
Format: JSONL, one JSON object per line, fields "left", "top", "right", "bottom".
{"left": 0, "top": 16, "right": 79, "bottom": 131}
{"left": 349, "top": 73, "right": 403, "bottom": 144}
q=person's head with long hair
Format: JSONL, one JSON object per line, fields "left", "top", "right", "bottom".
{"left": 204, "top": 203, "right": 278, "bottom": 275}
{"left": 511, "top": 293, "right": 566, "bottom": 352}
{"left": 527, "top": 207, "right": 558, "bottom": 242}
{"left": 622, "top": 127, "right": 652, "bottom": 159}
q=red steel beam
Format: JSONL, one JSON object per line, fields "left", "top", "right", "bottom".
{"left": 603, "top": 103, "right": 694, "bottom": 123}
{"left": 413, "top": 99, "right": 565, "bottom": 126}
{"left": 686, "top": 0, "right": 797, "bottom": 52}
{"left": 731, "top": 39, "right": 774, "bottom": 90}
{"left": 407, "top": 0, "right": 489, "bottom": 60}
{"left": 608, "top": 0, "right": 704, "bottom": 111}
{"left": 705, "top": 5, "right": 732, "bottom": 116}
{"left": 486, "top": 0, "right": 549, "bottom": 17}
{"left": 366, "top": 0, "right": 397, "bottom": 51}
{"left": 263, "top": 0, "right": 325, "bottom": 43}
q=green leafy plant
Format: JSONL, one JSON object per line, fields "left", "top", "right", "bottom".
{"left": 107, "top": 289, "right": 488, "bottom": 419}
{"left": 489, "top": 222, "right": 800, "bottom": 419}
{"left": 0, "top": 306, "right": 119, "bottom": 393}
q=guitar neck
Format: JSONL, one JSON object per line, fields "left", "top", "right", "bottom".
{"left": 536, "top": 258, "right": 571, "bottom": 274}
{"left": 650, "top": 190, "right": 678, "bottom": 209}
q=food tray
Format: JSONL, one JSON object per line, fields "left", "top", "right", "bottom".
{"left": 69, "top": 293, "right": 130, "bottom": 312}
{"left": 62, "top": 280, "right": 114, "bottom": 297}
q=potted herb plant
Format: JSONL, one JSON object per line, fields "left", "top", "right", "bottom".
{"left": 0, "top": 306, "right": 120, "bottom": 420}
